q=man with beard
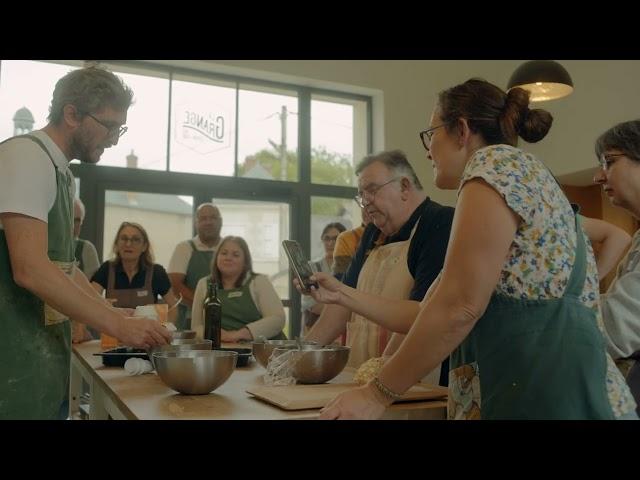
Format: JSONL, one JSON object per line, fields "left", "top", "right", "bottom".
{"left": 169, "top": 203, "right": 222, "bottom": 330}
{"left": 0, "top": 66, "right": 172, "bottom": 419}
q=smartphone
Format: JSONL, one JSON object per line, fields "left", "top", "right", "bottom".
{"left": 282, "top": 240, "right": 319, "bottom": 292}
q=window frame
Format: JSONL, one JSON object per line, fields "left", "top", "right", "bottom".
{"left": 10, "top": 59, "right": 374, "bottom": 338}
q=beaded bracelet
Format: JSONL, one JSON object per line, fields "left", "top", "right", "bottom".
{"left": 371, "top": 375, "right": 403, "bottom": 404}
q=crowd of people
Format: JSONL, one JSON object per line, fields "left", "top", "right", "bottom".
{"left": 2, "top": 65, "right": 639, "bottom": 420}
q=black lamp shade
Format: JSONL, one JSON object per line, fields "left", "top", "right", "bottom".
{"left": 507, "top": 60, "right": 574, "bottom": 102}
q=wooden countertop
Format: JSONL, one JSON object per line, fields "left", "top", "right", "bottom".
{"left": 72, "top": 340, "right": 447, "bottom": 420}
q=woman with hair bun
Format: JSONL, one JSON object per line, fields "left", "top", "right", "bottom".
{"left": 320, "top": 78, "right": 637, "bottom": 420}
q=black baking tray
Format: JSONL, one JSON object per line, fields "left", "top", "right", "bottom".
{"left": 93, "top": 347, "right": 149, "bottom": 367}
{"left": 216, "top": 347, "right": 252, "bottom": 367}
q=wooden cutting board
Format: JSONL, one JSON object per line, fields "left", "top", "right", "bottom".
{"left": 246, "top": 383, "right": 448, "bottom": 411}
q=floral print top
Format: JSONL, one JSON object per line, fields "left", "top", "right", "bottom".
{"left": 456, "top": 144, "right": 636, "bottom": 418}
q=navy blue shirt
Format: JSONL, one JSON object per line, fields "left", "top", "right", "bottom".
{"left": 342, "top": 198, "right": 455, "bottom": 385}
{"left": 91, "top": 261, "right": 171, "bottom": 302}
{"left": 343, "top": 198, "right": 454, "bottom": 300}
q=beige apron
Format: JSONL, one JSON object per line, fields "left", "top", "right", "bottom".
{"left": 346, "top": 222, "right": 441, "bottom": 387}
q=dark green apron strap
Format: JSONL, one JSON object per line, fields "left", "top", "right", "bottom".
{"left": 564, "top": 215, "right": 588, "bottom": 298}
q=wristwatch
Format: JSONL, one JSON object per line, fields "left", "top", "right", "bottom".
{"left": 371, "top": 376, "right": 403, "bottom": 404}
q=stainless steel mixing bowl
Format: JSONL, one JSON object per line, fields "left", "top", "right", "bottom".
{"left": 153, "top": 349, "right": 238, "bottom": 395}
{"left": 271, "top": 345, "right": 350, "bottom": 384}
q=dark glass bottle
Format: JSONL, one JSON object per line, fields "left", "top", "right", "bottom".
{"left": 203, "top": 279, "right": 222, "bottom": 348}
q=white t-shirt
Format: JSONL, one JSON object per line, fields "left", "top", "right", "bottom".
{"left": 168, "top": 236, "right": 219, "bottom": 275}
{"left": 0, "top": 130, "right": 73, "bottom": 229}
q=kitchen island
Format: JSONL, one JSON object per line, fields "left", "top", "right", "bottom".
{"left": 70, "top": 340, "right": 447, "bottom": 420}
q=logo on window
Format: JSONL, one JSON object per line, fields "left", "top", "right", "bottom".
{"left": 174, "top": 104, "right": 231, "bottom": 154}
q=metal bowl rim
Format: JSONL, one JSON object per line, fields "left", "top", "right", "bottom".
{"left": 153, "top": 350, "right": 239, "bottom": 359}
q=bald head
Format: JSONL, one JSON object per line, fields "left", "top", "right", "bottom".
{"left": 196, "top": 203, "right": 222, "bottom": 246}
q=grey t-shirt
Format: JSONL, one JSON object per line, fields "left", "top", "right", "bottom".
{"left": 601, "top": 230, "right": 640, "bottom": 360}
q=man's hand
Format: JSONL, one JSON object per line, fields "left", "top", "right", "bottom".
{"left": 114, "top": 315, "right": 172, "bottom": 349}
{"left": 294, "top": 272, "right": 343, "bottom": 305}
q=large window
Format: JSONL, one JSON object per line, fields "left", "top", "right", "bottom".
{"left": 169, "top": 75, "right": 237, "bottom": 176}
{"left": 3, "top": 60, "right": 373, "bottom": 338}
{"left": 237, "top": 85, "right": 298, "bottom": 182}
{"left": 311, "top": 94, "right": 369, "bottom": 187}
{"left": 98, "top": 66, "right": 170, "bottom": 171}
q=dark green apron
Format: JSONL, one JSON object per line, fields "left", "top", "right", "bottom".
{"left": 0, "top": 135, "right": 74, "bottom": 420}
{"left": 74, "top": 239, "right": 85, "bottom": 273}
{"left": 210, "top": 275, "right": 285, "bottom": 340}
{"left": 176, "top": 240, "right": 213, "bottom": 330}
{"left": 448, "top": 215, "right": 615, "bottom": 420}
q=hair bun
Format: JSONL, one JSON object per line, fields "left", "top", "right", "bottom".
{"left": 504, "top": 88, "right": 530, "bottom": 132}
{"left": 501, "top": 87, "right": 553, "bottom": 143}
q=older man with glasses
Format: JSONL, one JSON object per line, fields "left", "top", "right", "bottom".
{"left": 299, "top": 150, "right": 454, "bottom": 386}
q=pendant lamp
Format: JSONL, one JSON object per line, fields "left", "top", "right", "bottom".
{"left": 507, "top": 60, "right": 574, "bottom": 102}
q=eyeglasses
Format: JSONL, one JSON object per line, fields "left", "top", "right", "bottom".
{"left": 322, "top": 235, "right": 339, "bottom": 243}
{"left": 85, "top": 112, "right": 128, "bottom": 139}
{"left": 354, "top": 177, "right": 401, "bottom": 208}
{"left": 419, "top": 124, "right": 446, "bottom": 151}
{"left": 598, "top": 153, "right": 626, "bottom": 171}
{"left": 118, "top": 235, "right": 143, "bottom": 245}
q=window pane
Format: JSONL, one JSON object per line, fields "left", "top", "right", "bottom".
{"left": 237, "top": 85, "right": 298, "bottom": 182}
{"left": 212, "top": 198, "right": 290, "bottom": 301}
{"left": 97, "top": 65, "right": 170, "bottom": 171}
{"left": 311, "top": 95, "right": 368, "bottom": 187}
{"left": 104, "top": 191, "right": 193, "bottom": 268}
{"left": 310, "top": 196, "right": 361, "bottom": 261}
{"left": 0, "top": 60, "right": 83, "bottom": 142}
{"left": 170, "top": 75, "right": 236, "bottom": 176}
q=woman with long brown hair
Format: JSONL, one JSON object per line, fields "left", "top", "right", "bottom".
{"left": 191, "top": 236, "right": 285, "bottom": 342}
